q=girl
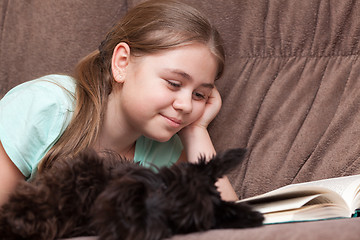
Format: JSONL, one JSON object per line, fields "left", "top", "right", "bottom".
{"left": 0, "top": 0, "right": 238, "bottom": 206}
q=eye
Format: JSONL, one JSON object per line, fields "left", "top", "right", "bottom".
{"left": 166, "top": 80, "right": 181, "bottom": 88}
{"left": 193, "top": 91, "right": 207, "bottom": 101}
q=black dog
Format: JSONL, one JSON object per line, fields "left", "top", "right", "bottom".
{"left": 0, "top": 148, "right": 263, "bottom": 240}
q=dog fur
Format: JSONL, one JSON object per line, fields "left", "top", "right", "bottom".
{"left": 0, "top": 148, "right": 263, "bottom": 240}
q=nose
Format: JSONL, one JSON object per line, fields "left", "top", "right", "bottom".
{"left": 173, "top": 91, "right": 192, "bottom": 113}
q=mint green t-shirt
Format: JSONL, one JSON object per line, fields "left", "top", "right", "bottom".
{"left": 0, "top": 74, "right": 183, "bottom": 180}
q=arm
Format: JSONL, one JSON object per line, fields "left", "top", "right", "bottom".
{"left": 178, "top": 88, "right": 238, "bottom": 201}
{"left": 0, "top": 140, "right": 24, "bottom": 206}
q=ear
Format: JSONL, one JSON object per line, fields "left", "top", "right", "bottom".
{"left": 91, "top": 178, "right": 148, "bottom": 239}
{"left": 213, "top": 201, "right": 264, "bottom": 229}
{"left": 111, "top": 42, "right": 131, "bottom": 83}
{"left": 199, "top": 148, "right": 247, "bottom": 180}
{"left": 92, "top": 177, "right": 170, "bottom": 240}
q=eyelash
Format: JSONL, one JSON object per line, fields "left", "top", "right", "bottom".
{"left": 194, "top": 92, "right": 206, "bottom": 100}
{"left": 167, "top": 80, "right": 181, "bottom": 88}
{"left": 166, "top": 80, "right": 207, "bottom": 100}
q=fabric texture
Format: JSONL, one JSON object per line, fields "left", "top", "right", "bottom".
{"left": 61, "top": 217, "right": 360, "bottom": 240}
{"left": 0, "top": 75, "right": 76, "bottom": 180}
{"left": 2, "top": 0, "right": 360, "bottom": 239}
{"left": 0, "top": 74, "right": 183, "bottom": 180}
{"left": 0, "top": 0, "right": 128, "bottom": 98}
{"left": 184, "top": 0, "right": 360, "bottom": 199}
{"left": 135, "top": 135, "right": 183, "bottom": 169}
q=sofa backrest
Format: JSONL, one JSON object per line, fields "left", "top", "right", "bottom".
{"left": 195, "top": 0, "right": 360, "bottom": 198}
{"left": 1, "top": 0, "right": 360, "bottom": 198}
{"left": 0, "top": 0, "right": 128, "bottom": 97}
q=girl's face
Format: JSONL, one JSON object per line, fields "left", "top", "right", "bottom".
{"left": 116, "top": 42, "right": 218, "bottom": 142}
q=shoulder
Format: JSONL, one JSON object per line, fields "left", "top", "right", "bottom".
{"left": 1, "top": 74, "right": 76, "bottom": 122}
{"left": 134, "top": 135, "right": 183, "bottom": 168}
{"left": 0, "top": 74, "right": 77, "bottom": 179}
{"left": 2, "top": 74, "right": 76, "bottom": 106}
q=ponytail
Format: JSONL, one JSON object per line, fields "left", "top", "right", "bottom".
{"left": 39, "top": 50, "right": 112, "bottom": 171}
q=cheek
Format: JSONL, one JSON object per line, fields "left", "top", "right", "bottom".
{"left": 149, "top": 90, "right": 174, "bottom": 108}
{"left": 133, "top": 88, "right": 174, "bottom": 114}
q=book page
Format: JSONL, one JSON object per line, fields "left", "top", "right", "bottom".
{"left": 251, "top": 194, "right": 322, "bottom": 213}
{"left": 286, "top": 174, "right": 360, "bottom": 210}
{"left": 263, "top": 204, "right": 350, "bottom": 224}
{"left": 240, "top": 187, "right": 350, "bottom": 213}
{"left": 238, "top": 174, "right": 360, "bottom": 211}
{"left": 292, "top": 175, "right": 360, "bottom": 196}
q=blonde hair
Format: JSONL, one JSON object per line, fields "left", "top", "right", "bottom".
{"left": 39, "top": 0, "right": 225, "bottom": 171}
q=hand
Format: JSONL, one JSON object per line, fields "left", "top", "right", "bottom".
{"left": 178, "top": 87, "right": 221, "bottom": 148}
{"left": 185, "top": 87, "right": 222, "bottom": 130}
{"left": 176, "top": 89, "right": 237, "bottom": 201}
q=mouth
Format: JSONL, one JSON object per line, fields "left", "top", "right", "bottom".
{"left": 160, "top": 114, "right": 182, "bottom": 128}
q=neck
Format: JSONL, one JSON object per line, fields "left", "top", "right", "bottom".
{"left": 93, "top": 137, "right": 136, "bottom": 159}
{"left": 93, "top": 91, "right": 140, "bottom": 159}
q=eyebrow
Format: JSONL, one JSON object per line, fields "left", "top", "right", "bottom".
{"left": 166, "top": 69, "right": 215, "bottom": 89}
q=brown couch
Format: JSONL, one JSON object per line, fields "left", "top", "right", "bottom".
{"left": 1, "top": 0, "right": 360, "bottom": 239}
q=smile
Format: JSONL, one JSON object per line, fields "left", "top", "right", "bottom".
{"left": 161, "top": 114, "right": 182, "bottom": 128}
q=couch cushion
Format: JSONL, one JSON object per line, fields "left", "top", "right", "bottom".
{"left": 171, "top": 218, "right": 360, "bottom": 240}
{"left": 2, "top": 0, "right": 360, "bottom": 200}
{"left": 60, "top": 217, "right": 360, "bottom": 240}
{"left": 175, "top": 0, "right": 360, "bottom": 198}
{"left": 0, "top": 0, "right": 128, "bottom": 97}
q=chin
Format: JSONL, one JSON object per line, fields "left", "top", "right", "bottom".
{"left": 150, "top": 136, "right": 173, "bottom": 143}
{"left": 145, "top": 132, "right": 174, "bottom": 143}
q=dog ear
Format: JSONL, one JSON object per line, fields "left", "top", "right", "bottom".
{"left": 156, "top": 148, "right": 248, "bottom": 234}
{"left": 198, "top": 148, "right": 247, "bottom": 181}
{"left": 91, "top": 175, "right": 171, "bottom": 240}
{"left": 213, "top": 201, "right": 264, "bottom": 229}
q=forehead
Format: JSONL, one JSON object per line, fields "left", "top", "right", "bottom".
{"left": 134, "top": 43, "right": 219, "bottom": 83}
{"left": 163, "top": 68, "right": 215, "bottom": 89}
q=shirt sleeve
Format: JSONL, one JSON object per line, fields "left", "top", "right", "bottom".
{"left": 134, "top": 134, "right": 183, "bottom": 169}
{"left": 0, "top": 77, "right": 75, "bottom": 180}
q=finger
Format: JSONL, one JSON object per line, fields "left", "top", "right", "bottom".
{"left": 208, "top": 87, "right": 222, "bottom": 107}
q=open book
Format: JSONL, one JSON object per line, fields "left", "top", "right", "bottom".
{"left": 237, "top": 174, "right": 360, "bottom": 224}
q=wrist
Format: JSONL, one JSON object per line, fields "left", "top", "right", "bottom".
{"left": 178, "top": 124, "right": 208, "bottom": 144}
{"left": 178, "top": 126, "right": 215, "bottom": 163}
